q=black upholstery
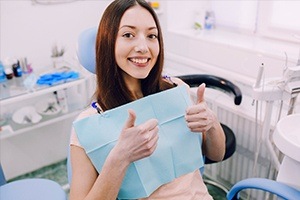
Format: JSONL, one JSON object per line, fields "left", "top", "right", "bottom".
{"left": 176, "top": 74, "right": 242, "bottom": 106}
{"left": 205, "top": 124, "right": 236, "bottom": 164}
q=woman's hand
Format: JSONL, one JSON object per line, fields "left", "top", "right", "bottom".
{"left": 115, "top": 109, "right": 159, "bottom": 164}
{"left": 185, "top": 83, "right": 225, "bottom": 161}
{"left": 185, "top": 83, "right": 216, "bottom": 134}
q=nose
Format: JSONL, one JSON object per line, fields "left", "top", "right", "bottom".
{"left": 134, "top": 35, "right": 149, "bottom": 54}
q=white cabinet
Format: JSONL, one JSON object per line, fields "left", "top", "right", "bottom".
{"left": 0, "top": 74, "right": 90, "bottom": 180}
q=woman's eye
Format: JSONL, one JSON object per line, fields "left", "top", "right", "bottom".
{"left": 123, "top": 33, "right": 134, "bottom": 38}
{"left": 148, "top": 34, "right": 158, "bottom": 39}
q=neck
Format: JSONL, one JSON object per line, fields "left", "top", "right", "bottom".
{"left": 123, "top": 73, "right": 143, "bottom": 99}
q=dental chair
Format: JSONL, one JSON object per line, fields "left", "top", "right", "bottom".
{"left": 0, "top": 163, "right": 67, "bottom": 200}
{"left": 73, "top": 27, "right": 242, "bottom": 196}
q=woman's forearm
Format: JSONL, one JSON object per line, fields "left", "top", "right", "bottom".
{"left": 70, "top": 146, "right": 130, "bottom": 200}
{"left": 85, "top": 148, "right": 129, "bottom": 200}
{"left": 202, "top": 120, "right": 225, "bottom": 162}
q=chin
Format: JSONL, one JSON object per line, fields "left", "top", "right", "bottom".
{"left": 131, "top": 71, "right": 151, "bottom": 79}
{"left": 136, "top": 74, "right": 149, "bottom": 79}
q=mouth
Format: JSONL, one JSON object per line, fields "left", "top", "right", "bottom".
{"left": 128, "top": 57, "right": 150, "bottom": 65}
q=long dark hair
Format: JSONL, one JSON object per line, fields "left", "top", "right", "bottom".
{"left": 95, "top": 0, "right": 174, "bottom": 111}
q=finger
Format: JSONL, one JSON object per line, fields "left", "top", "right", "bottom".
{"left": 146, "top": 131, "right": 159, "bottom": 150}
{"left": 187, "top": 121, "right": 206, "bottom": 129}
{"left": 123, "top": 109, "right": 136, "bottom": 129}
{"left": 146, "top": 126, "right": 159, "bottom": 141}
{"left": 186, "top": 104, "right": 205, "bottom": 115}
{"left": 141, "top": 138, "right": 159, "bottom": 158}
{"left": 187, "top": 123, "right": 206, "bottom": 133}
{"left": 197, "top": 83, "right": 206, "bottom": 104}
{"left": 140, "top": 118, "right": 158, "bottom": 133}
{"left": 186, "top": 108, "right": 210, "bottom": 121}
{"left": 149, "top": 133, "right": 159, "bottom": 148}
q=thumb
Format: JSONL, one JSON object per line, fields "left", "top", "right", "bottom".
{"left": 197, "top": 83, "right": 206, "bottom": 104}
{"left": 123, "top": 109, "right": 136, "bottom": 129}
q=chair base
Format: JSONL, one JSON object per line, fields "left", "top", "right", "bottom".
{"left": 205, "top": 179, "right": 229, "bottom": 193}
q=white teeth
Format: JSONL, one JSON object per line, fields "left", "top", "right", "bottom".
{"left": 130, "top": 58, "right": 148, "bottom": 64}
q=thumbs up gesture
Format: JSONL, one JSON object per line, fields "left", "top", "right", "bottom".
{"left": 116, "top": 109, "right": 159, "bottom": 163}
{"left": 185, "top": 83, "right": 216, "bottom": 133}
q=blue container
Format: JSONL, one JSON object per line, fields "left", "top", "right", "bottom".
{"left": 0, "top": 61, "right": 7, "bottom": 82}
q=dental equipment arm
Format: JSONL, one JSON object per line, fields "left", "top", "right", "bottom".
{"left": 251, "top": 64, "right": 300, "bottom": 171}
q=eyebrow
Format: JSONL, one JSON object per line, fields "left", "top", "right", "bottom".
{"left": 119, "top": 25, "right": 158, "bottom": 31}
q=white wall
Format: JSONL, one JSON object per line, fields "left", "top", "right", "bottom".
{"left": 160, "top": 1, "right": 299, "bottom": 97}
{"left": 1, "top": 0, "right": 299, "bottom": 79}
{"left": 0, "top": 0, "right": 110, "bottom": 72}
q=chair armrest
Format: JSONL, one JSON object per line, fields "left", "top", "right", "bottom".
{"left": 227, "top": 178, "right": 300, "bottom": 200}
{"left": 176, "top": 74, "right": 242, "bottom": 105}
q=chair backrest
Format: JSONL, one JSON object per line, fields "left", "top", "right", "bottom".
{"left": 77, "top": 27, "right": 97, "bottom": 74}
{"left": 67, "top": 26, "right": 97, "bottom": 181}
{"left": 0, "top": 163, "right": 7, "bottom": 186}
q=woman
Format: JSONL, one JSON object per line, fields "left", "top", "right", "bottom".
{"left": 69, "top": 0, "right": 225, "bottom": 199}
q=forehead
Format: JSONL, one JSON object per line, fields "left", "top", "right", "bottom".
{"left": 119, "top": 5, "right": 157, "bottom": 28}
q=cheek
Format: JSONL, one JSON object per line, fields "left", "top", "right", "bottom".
{"left": 153, "top": 41, "right": 160, "bottom": 55}
{"left": 115, "top": 42, "right": 128, "bottom": 64}
{"left": 152, "top": 46, "right": 160, "bottom": 62}
{"left": 150, "top": 43, "right": 160, "bottom": 60}
{"left": 155, "top": 46, "right": 160, "bottom": 57}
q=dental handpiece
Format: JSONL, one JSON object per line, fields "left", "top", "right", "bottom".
{"left": 252, "top": 63, "right": 265, "bottom": 106}
{"left": 254, "top": 63, "right": 264, "bottom": 89}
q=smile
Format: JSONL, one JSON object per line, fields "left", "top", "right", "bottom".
{"left": 129, "top": 58, "right": 149, "bottom": 64}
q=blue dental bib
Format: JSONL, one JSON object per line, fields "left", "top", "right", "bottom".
{"left": 73, "top": 85, "right": 204, "bottom": 199}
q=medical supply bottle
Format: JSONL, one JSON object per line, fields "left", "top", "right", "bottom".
{"left": 12, "top": 60, "right": 22, "bottom": 77}
{"left": 0, "top": 61, "right": 7, "bottom": 82}
{"left": 204, "top": 10, "right": 215, "bottom": 30}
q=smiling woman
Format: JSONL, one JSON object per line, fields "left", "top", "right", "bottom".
{"left": 69, "top": 0, "right": 225, "bottom": 199}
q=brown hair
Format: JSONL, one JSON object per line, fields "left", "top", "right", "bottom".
{"left": 95, "top": 0, "right": 174, "bottom": 111}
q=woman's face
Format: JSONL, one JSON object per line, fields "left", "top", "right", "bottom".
{"left": 115, "top": 5, "right": 159, "bottom": 83}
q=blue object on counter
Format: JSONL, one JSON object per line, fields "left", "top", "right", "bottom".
{"left": 0, "top": 61, "right": 7, "bottom": 83}
{"left": 36, "top": 71, "right": 79, "bottom": 86}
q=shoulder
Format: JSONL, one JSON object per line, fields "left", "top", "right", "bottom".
{"left": 171, "top": 77, "right": 189, "bottom": 87}
{"left": 76, "top": 106, "right": 98, "bottom": 121}
{"left": 70, "top": 106, "right": 97, "bottom": 148}
{"left": 163, "top": 75, "right": 190, "bottom": 91}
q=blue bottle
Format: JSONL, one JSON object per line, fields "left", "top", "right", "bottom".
{"left": 0, "top": 61, "right": 7, "bottom": 82}
{"left": 204, "top": 10, "right": 215, "bottom": 30}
